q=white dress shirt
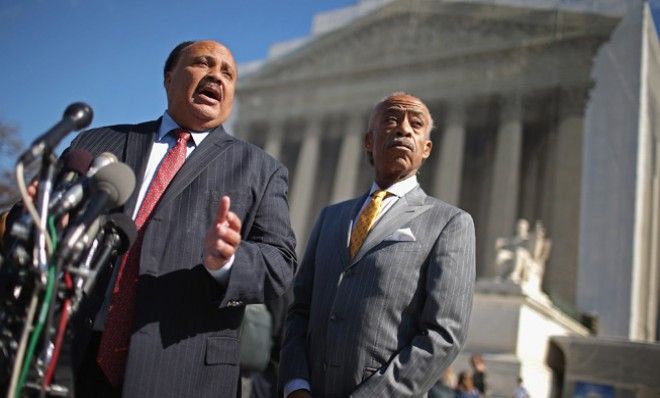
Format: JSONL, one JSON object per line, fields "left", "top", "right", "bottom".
{"left": 94, "top": 112, "right": 232, "bottom": 330}
{"left": 133, "top": 111, "right": 234, "bottom": 281}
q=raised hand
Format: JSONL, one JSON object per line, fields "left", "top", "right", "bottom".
{"left": 203, "top": 195, "right": 242, "bottom": 270}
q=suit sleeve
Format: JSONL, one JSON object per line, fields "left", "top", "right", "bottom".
{"left": 278, "top": 207, "right": 326, "bottom": 390}
{"left": 215, "top": 163, "right": 297, "bottom": 308}
{"left": 352, "top": 211, "right": 476, "bottom": 397}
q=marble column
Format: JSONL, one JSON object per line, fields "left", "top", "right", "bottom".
{"left": 290, "top": 118, "right": 322, "bottom": 246}
{"left": 331, "top": 115, "right": 364, "bottom": 203}
{"left": 434, "top": 101, "right": 466, "bottom": 205}
{"left": 545, "top": 88, "right": 587, "bottom": 305}
{"left": 484, "top": 97, "right": 523, "bottom": 278}
{"left": 264, "top": 121, "right": 284, "bottom": 160}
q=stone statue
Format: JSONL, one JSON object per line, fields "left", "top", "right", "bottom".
{"left": 495, "top": 219, "right": 551, "bottom": 295}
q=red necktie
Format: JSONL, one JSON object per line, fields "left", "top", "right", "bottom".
{"left": 97, "top": 129, "right": 191, "bottom": 386}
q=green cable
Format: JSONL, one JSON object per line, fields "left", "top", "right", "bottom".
{"left": 48, "top": 216, "right": 58, "bottom": 247}
{"left": 14, "top": 217, "right": 58, "bottom": 397}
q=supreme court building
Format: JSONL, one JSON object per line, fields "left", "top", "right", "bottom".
{"left": 232, "top": 0, "right": 660, "bottom": 393}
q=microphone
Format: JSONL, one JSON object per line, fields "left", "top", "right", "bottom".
{"left": 49, "top": 152, "right": 118, "bottom": 217}
{"left": 55, "top": 149, "right": 93, "bottom": 187}
{"left": 104, "top": 213, "right": 137, "bottom": 254}
{"left": 19, "top": 103, "right": 93, "bottom": 165}
{"left": 72, "top": 213, "right": 137, "bottom": 313}
{"left": 58, "top": 162, "right": 135, "bottom": 263}
{"left": 86, "top": 152, "right": 118, "bottom": 177}
{"left": 64, "top": 216, "right": 104, "bottom": 265}
{"left": 47, "top": 149, "right": 93, "bottom": 213}
{"left": 8, "top": 152, "right": 118, "bottom": 250}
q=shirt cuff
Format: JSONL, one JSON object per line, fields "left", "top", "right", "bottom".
{"left": 284, "top": 379, "right": 311, "bottom": 398}
{"left": 204, "top": 254, "right": 234, "bottom": 285}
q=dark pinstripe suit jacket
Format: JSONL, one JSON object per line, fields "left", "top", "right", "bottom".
{"left": 69, "top": 120, "right": 296, "bottom": 397}
{"left": 280, "top": 186, "right": 475, "bottom": 398}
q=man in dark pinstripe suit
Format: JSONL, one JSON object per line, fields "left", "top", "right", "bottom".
{"left": 70, "top": 40, "right": 296, "bottom": 397}
{"left": 280, "top": 93, "right": 475, "bottom": 398}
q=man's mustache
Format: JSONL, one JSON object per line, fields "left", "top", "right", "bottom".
{"left": 387, "top": 137, "right": 414, "bottom": 151}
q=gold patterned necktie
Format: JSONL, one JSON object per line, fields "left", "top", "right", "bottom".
{"left": 349, "top": 189, "right": 388, "bottom": 258}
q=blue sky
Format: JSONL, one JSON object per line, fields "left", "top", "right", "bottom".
{"left": 0, "top": 0, "right": 355, "bottom": 158}
{"left": 1, "top": 0, "right": 659, "bottom": 161}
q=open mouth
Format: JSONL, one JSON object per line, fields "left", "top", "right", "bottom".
{"left": 195, "top": 82, "right": 223, "bottom": 103}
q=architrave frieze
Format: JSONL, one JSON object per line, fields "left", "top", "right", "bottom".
{"left": 237, "top": 37, "right": 609, "bottom": 121}
{"left": 239, "top": 1, "right": 619, "bottom": 90}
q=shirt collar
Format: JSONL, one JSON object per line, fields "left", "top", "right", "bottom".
{"left": 368, "top": 175, "right": 419, "bottom": 198}
{"left": 157, "top": 111, "right": 210, "bottom": 146}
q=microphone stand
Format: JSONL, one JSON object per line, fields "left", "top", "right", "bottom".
{"left": 7, "top": 153, "right": 58, "bottom": 398}
{"left": 36, "top": 156, "right": 59, "bottom": 397}
{"left": 4, "top": 102, "right": 94, "bottom": 398}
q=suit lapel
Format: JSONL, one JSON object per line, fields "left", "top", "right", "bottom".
{"left": 155, "top": 125, "right": 234, "bottom": 211}
{"left": 122, "top": 120, "right": 159, "bottom": 218}
{"left": 348, "top": 186, "right": 433, "bottom": 267}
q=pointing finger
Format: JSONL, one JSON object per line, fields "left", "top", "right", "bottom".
{"left": 215, "top": 195, "right": 230, "bottom": 224}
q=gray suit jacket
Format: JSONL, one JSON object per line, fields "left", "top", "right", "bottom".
{"left": 280, "top": 186, "right": 475, "bottom": 397}
{"left": 69, "top": 120, "right": 296, "bottom": 397}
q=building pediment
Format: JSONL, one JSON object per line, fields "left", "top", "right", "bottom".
{"left": 240, "top": 0, "right": 618, "bottom": 89}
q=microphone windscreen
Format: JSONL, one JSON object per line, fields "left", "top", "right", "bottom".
{"left": 93, "top": 162, "right": 136, "bottom": 208}
{"left": 107, "top": 213, "right": 137, "bottom": 253}
{"left": 62, "top": 149, "right": 93, "bottom": 175}
{"left": 64, "top": 102, "right": 93, "bottom": 130}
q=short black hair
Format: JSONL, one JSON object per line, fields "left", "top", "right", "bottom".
{"left": 163, "top": 41, "right": 196, "bottom": 78}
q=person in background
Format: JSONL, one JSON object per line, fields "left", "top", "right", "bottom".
{"left": 456, "top": 371, "right": 480, "bottom": 398}
{"left": 279, "top": 92, "right": 476, "bottom": 397}
{"left": 429, "top": 367, "right": 458, "bottom": 398}
{"left": 513, "top": 377, "right": 530, "bottom": 398}
{"left": 470, "top": 353, "right": 487, "bottom": 395}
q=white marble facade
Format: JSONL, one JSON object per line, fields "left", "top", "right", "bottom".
{"left": 233, "top": 0, "right": 660, "bottom": 349}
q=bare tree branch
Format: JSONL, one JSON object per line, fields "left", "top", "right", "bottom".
{"left": 0, "top": 122, "right": 22, "bottom": 211}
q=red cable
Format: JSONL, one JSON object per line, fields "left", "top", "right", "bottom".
{"left": 42, "top": 272, "right": 73, "bottom": 388}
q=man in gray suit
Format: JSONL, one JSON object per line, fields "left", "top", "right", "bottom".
{"left": 280, "top": 92, "right": 475, "bottom": 397}
{"left": 68, "top": 40, "right": 296, "bottom": 397}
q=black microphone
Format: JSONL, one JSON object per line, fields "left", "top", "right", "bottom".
{"left": 19, "top": 103, "right": 93, "bottom": 165}
{"left": 49, "top": 152, "right": 119, "bottom": 217}
{"left": 90, "top": 213, "right": 136, "bottom": 273}
{"left": 105, "top": 213, "right": 137, "bottom": 254}
{"left": 58, "top": 162, "right": 135, "bottom": 263}
{"left": 72, "top": 213, "right": 137, "bottom": 313}
{"left": 47, "top": 149, "right": 93, "bottom": 213}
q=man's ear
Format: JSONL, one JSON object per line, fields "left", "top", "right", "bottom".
{"left": 163, "top": 71, "right": 172, "bottom": 90}
{"left": 364, "top": 131, "right": 373, "bottom": 151}
{"left": 422, "top": 140, "right": 433, "bottom": 160}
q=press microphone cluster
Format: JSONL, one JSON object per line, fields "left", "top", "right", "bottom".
{"left": 19, "top": 103, "right": 93, "bottom": 166}
{"left": 58, "top": 161, "right": 136, "bottom": 263}
{"left": 1, "top": 103, "right": 138, "bottom": 397}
